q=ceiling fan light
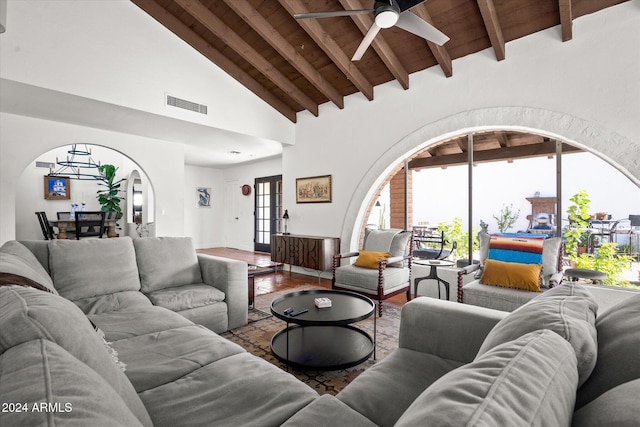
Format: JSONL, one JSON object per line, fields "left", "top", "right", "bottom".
{"left": 375, "top": 9, "right": 398, "bottom": 28}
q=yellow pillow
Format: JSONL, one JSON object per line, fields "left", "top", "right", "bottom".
{"left": 480, "top": 259, "right": 543, "bottom": 292}
{"left": 354, "top": 250, "right": 391, "bottom": 269}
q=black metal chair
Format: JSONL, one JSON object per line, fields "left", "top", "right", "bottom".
{"left": 413, "top": 227, "right": 456, "bottom": 260}
{"left": 74, "top": 211, "right": 106, "bottom": 239}
{"left": 35, "top": 212, "right": 55, "bottom": 240}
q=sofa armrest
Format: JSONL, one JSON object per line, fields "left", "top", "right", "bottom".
{"left": 398, "top": 297, "right": 507, "bottom": 364}
{"left": 197, "top": 254, "right": 248, "bottom": 329}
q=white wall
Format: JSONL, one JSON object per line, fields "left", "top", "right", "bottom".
{"left": 0, "top": 0, "right": 293, "bottom": 145}
{"left": 221, "top": 157, "right": 283, "bottom": 252}
{"left": 287, "top": 2, "right": 640, "bottom": 251}
{"left": 184, "top": 165, "right": 224, "bottom": 248}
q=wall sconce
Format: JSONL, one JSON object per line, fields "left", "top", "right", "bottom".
{"left": 282, "top": 209, "right": 290, "bottom": 235}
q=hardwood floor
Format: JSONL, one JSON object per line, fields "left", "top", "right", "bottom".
{"left": 197, "top": 247, "right": 408, "bottom": 305}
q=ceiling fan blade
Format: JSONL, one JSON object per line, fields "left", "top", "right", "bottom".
{"left": 352, "top": 22, "right": 381, "bottom": 61}
{"left": 294, "top": 9, "right": 373, "bottom": 20}
{"left": 395, "top": 12, "right": 449, "bottom": 45}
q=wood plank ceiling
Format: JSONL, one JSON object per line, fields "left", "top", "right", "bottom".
{"left": 131, "top": 0, "right": 626, "bottom": 166}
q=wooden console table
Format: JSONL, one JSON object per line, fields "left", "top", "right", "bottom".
{"left": 271, "top": 234, "right": 340, "bottom": 272}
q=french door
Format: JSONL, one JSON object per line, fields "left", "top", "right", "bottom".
{"left": 254, "top": 175, "right": 283, "bottom": 253}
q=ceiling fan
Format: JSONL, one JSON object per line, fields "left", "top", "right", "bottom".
{"left": 294, "top": 0, "right": 449, "bottom": 61}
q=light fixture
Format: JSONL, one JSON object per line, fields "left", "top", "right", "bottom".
{"left": 49, "top": 144, "right": 103, "bottom": 180}
{"left": 374, "top": 0, "right": 400, "bottom": 28}
{"left": 282, "top": 209, "right": 290, "bottom": 235}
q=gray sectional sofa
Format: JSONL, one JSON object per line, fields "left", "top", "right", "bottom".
{"left": 1, "top": 236, "right": 639, "bottom": 426}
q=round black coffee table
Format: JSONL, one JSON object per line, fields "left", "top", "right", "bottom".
{"left": 270, "top": 289, "right": 375, "bottom": 370}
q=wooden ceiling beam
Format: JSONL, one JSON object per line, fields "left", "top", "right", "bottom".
{"left": 131, "top": 0, "right": 297, "bottom": 122}
{"left": 476, "top": 0, "right": 506, "bottom": 61}
{"left": 411, "top": 4, "right": 453, "bottom": 78}
{"left": 280, "top": 0, "right": 374, "bottom": 101}
{"left": 409, "top": 142, "right": 582, "bottom": 169}
{"left": 175, "top": 0, "right": 319, "bottom": 117}
{"left": 339, "top": 0, "right": 410, "bottom": 89}
{"left": 223, "top": 0, "right": 344, "bottom": 109}
{"left": 559, "top": 0, "right": 573, "bottom": 42}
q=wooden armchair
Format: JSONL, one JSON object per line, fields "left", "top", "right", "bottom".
{"left": 456, "top": 232, "right": 564, "bottom": 312}
{"left": 332, "top": 229, "right": 413, "bottom": 316}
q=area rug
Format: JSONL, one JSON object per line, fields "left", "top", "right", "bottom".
{"left": 221, "top": 284, "right": 402, "bottom": 395}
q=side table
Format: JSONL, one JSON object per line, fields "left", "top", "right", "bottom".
{"left": 413, "top": 259, "right": 455, "bottom": 300}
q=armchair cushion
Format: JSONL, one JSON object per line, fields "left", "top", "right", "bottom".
{"left": 480, "top": 259, "right": 542, "bottom": 292}
{"left": 334, "top": 264, "right": 410, "bottom": 294}
{"left": 363, "top": 229, "right": 411, "bottom": 268}
{"left": 354, "top": 251, "right": 391, "bottom": 269}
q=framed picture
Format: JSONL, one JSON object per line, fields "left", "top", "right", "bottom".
{"left": 296, "top": 175, "right": 332, "bottom": 203}
{"left": 196, "top": 187, "right": 211, "bottom": 207}
{"left": 44, "top": 176, "right": 70, "bottom": 200}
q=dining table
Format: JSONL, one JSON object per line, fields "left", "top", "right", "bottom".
{"left": 50, "top": 218, "right": 118, "bottom": 239}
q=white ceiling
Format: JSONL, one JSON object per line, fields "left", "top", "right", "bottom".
{"left": 0, "top": 78, "right": 284, "bottom": 168}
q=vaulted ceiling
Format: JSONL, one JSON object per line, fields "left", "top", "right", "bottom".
{"left": 132, "top": 0, "right": 628, "bottom": 124}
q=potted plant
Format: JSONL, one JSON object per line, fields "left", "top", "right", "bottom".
{"left": 493, "top": 204, "right": 520, "bottom": 233}
{"left": 564, "top": 190, "right": 591, "bottom": 260}
{"left": 96, "top": 164, "right": 126, "bottom": 220}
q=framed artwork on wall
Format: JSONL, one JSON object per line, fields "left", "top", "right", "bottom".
{"left": 196, "top": 187, "right": 211, "bottom": 207}
{"left": 296, "top": 175, "right": 332, "bottom": 203}
{"left": 44, "top": 176, "right": 70, "bottom": 200}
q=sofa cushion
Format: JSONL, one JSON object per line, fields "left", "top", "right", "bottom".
{"left": 0, "top": 240, "right": 57, "bottom": 294}
{"left": 89, "top": 306, "right": 195, "bottom": 341}
{"left": 0, "top": 339, "right": 145, "bottom": 427}
{"left": 112, "top": 325, "right": 245, "bottom": 392}
{"left": 572, "top": 379, "right": 640, "bottom": 426}
{"left": 480, "top": 259, "right": 542, "bottom": 292}
{"left": 48, "top": 237, "right": 141, "bottom": 302}
{"left": 395, "top": 330, "right": 578, "bottom": 427}
{"left": 146, "top": 283, "right": 226, "bottom": 311}
{"left": 140, "top": 352, "right": 318, "bottom": 427}
{"left": 0, "top": 286, "right": 152, "bottom": 426}
{"left": 134, "top": 237, "right": 203, "bottom": 293}
{"left": 575, "top": 292, "right": 640, "bottom": 408}
{"left": 74, "top": 290, "right": 153, "bottom": 314}
{"left": 281, "top": 395, "right": 378, "bottom": 427}
{"left": 476, "top": 282, "right": 598, "bottom": 386}
{"left": 337, "top": 348, "right": 463, "bottom": 427}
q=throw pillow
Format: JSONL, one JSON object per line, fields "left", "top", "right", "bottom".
{"left": 480, "top": 259, "right": 543, "bottom": 292}
{"left": 476, "top": 283, "right": 598, "bottom": 387}
{"left": 488, "top": 233, "right": 545, "bottom": 265}
{"left": 395, "top": 330, "right": 579, "bottom": 427}
{"left": 354, "top": 251, "right": 391, "bottom": 269}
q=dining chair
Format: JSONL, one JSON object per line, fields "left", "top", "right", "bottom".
{"left": 74, "top": 211, "right": 106, "bottom": 239}
{"left": 35, "top": 212, "right": 55, "bottom": 240}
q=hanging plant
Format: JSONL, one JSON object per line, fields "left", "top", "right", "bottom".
{"left": 96, "top": 164, "right": 126, "bottom": 217}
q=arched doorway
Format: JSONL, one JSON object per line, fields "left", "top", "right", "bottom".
{"left": 16, "top": 144, "right": 155, "bottom": 240}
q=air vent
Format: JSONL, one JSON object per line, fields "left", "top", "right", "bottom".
{"left": 36, "top": 161, "right": 55, "bottom": 169}
{"left": 166, "top": 95, "right": 207, "bottom": 115}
